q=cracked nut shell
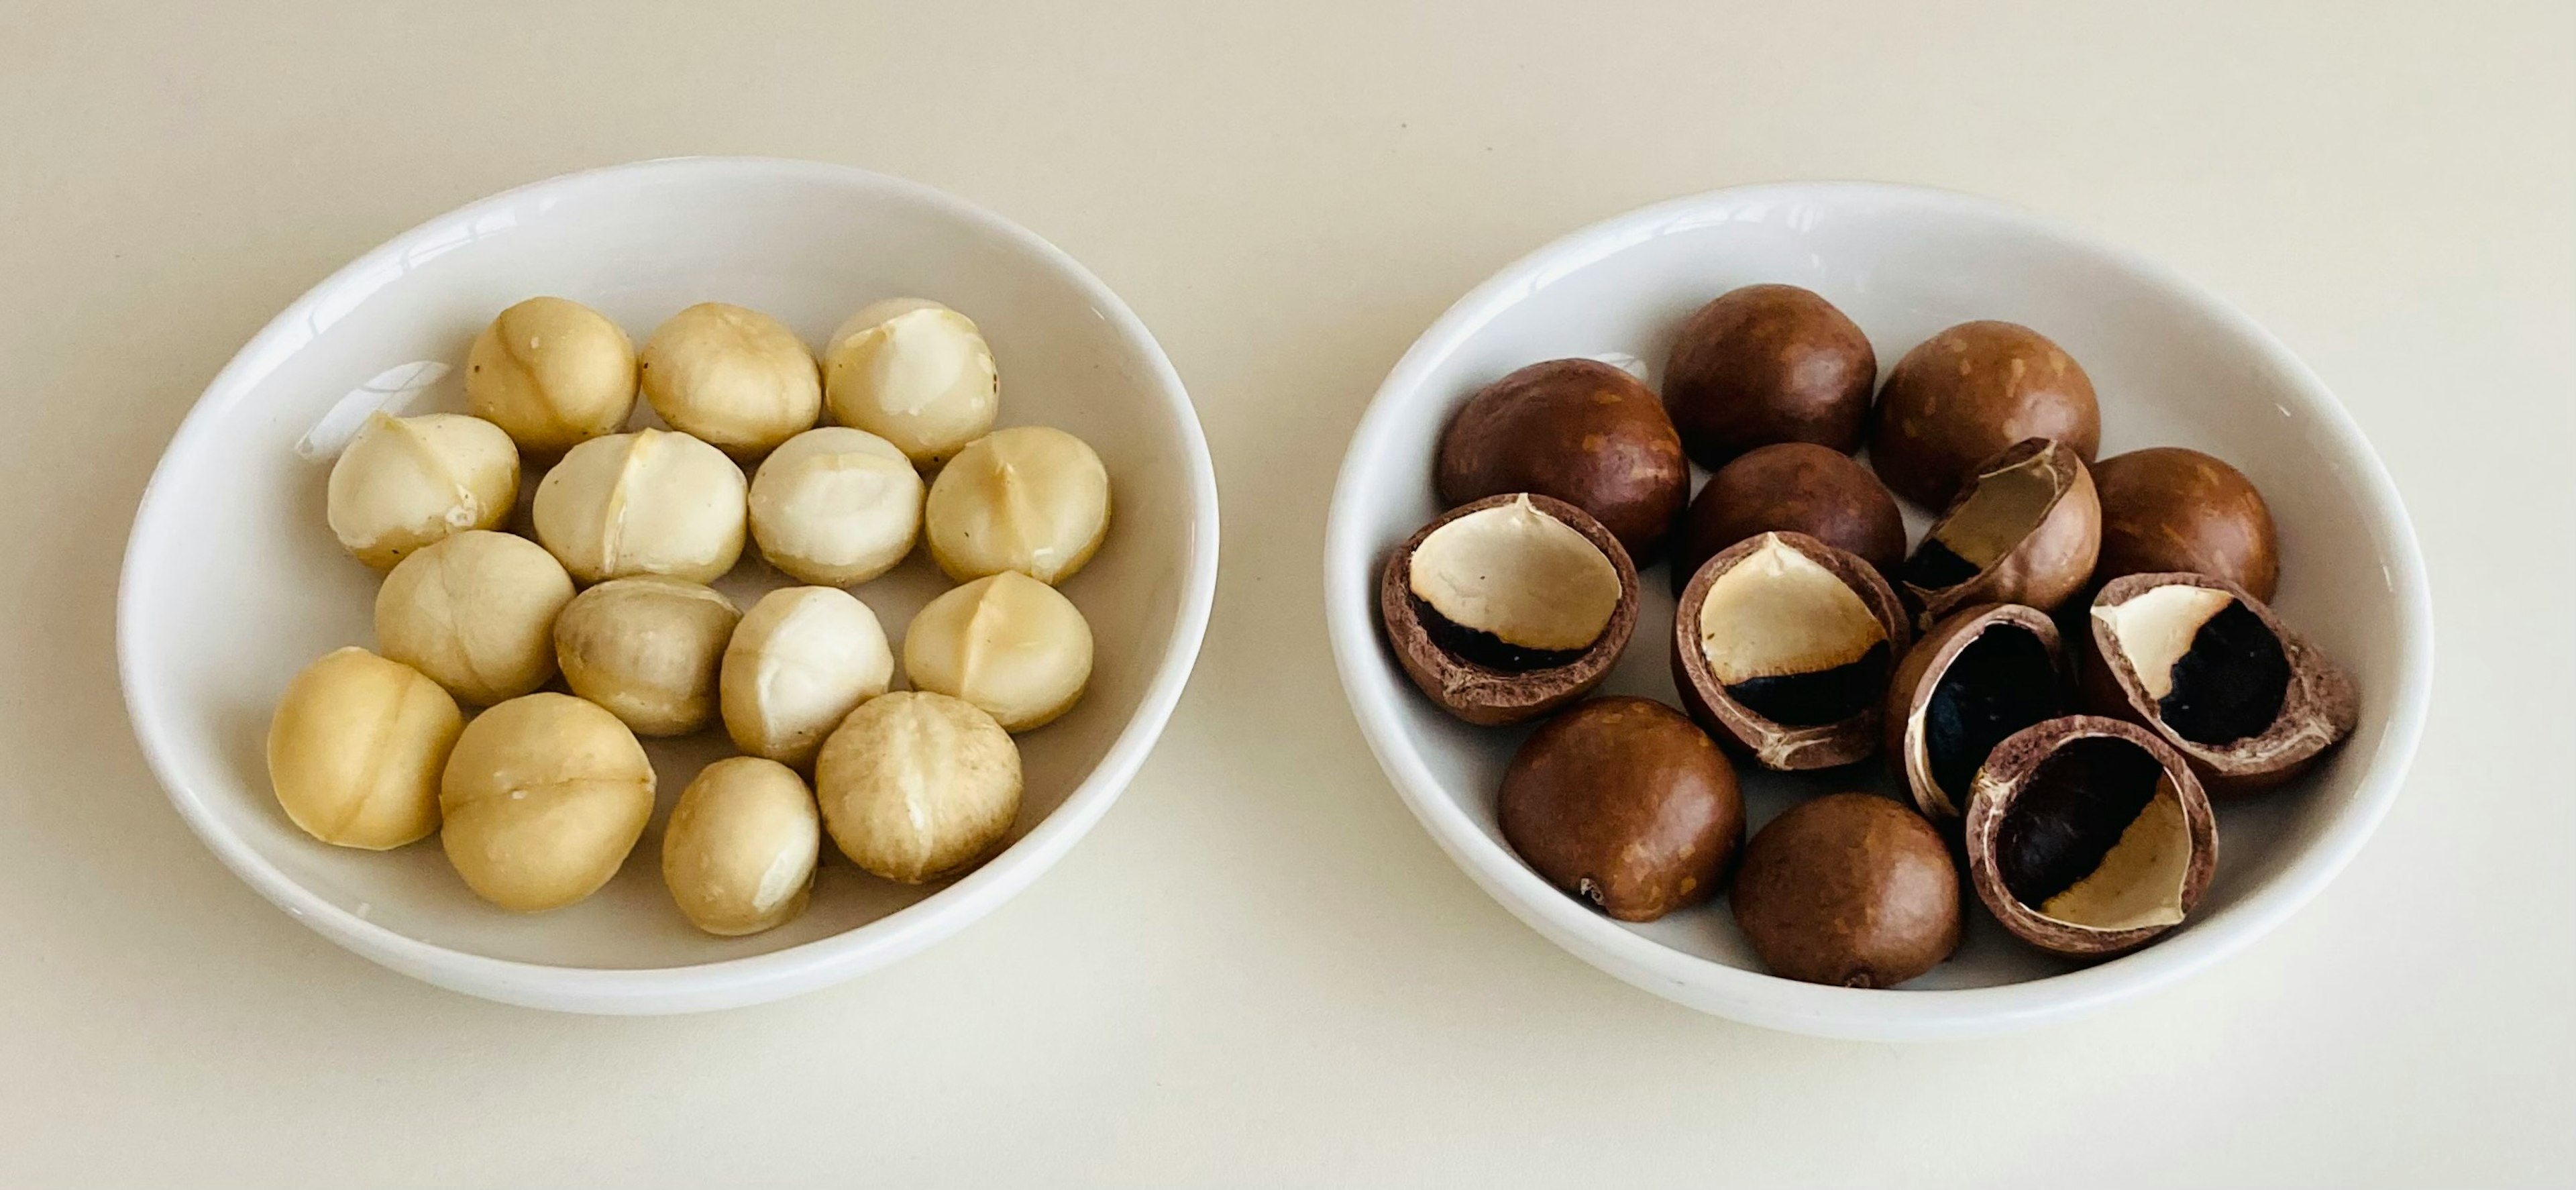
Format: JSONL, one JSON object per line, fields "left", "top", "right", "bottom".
{"left": 1886, "top": 602, "right": 2070, "bottom": 820}
{"left": 1731, "top": 792, "right": 1961, "bottom": 987}
{"left": 1672, "top": 441, "right": 1905, "bottom": 595}
{"left": 1662, "top": 284, "right": 1877, "bottom": 466}
{"left": 1498, "top": 696, "right": 1743, "bottom": 922}
{"left": 1380, "top": 493, "right": 1640, "bottom": 726}
{"left": 1672, "top": 531, "right": 1909, "bottom": 770}
{"left": 2079, "top": 572, "right": 2357, "bottom": 794}
{"left": 1870, "top": 321, "right": 2100, "bottom": 507}
{"left": 1965, "top": 715, "right": 2216, "bottom": 958}
{"left": 1433, "top": 358, "right": 1688, "bottom": 561}
{"left": 2091, "top": 447, "right": 2279, "bottom": 601}
{"left": 1898, "top": 437, "right": 2101, "bottom": 629}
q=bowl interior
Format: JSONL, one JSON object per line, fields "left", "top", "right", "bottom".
{"left": 1330, "top": 184, "right": 2424, "bottom": 1016}
{"left": 123, "top": 160, "right": 1208, "bottom": 971}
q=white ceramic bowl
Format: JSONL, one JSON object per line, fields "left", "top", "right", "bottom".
{"left": 1326, "top": 182, "right": 2431, "bottom": 1040}
{"left": 120, "top": 158, "right": 1218, "bottom": 1014}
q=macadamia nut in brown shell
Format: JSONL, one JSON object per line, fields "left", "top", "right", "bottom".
{"left": 466, "top": 296, "right": 639, "bottom": 456}
{"left": 1498, "top": 696, "right": 1741, "bottom": 922}
{"left": 1672, "top": 532, "right": 1907, "bottom": 770}
{"left": 374, "top": 530, "right": 576, "bottom": 706}
{"left": 2081, "top": 572, "right": 2356, "bottom": 793}
{"left": 2091, "top": 447, "right": 2279, "bottom": 600}
{"left": 903, "top": 571, "right": 1094, "bottom": 733}
{"left": 1662, "top": 284, "right": 1877, "bottom": 466}
{"left": 747, "top": 427, "right": 924, "bottom": 586}
{"left": 924, "top": 426, "right": 1110, "bottom": 585}
{"left": 325, "top": 411, "right": 519, "bottom": 570}
{"left": 1673, "top": 441, "right": 1904, "bottom": 594}
{"left": 1965, "top": 716, "right": 2216, "bottom": 958}
{"left": 1433, "top": 358, "right": 1688, "bottom": 560}
{"left": 553, "top": 576, "right": 741, "bottom": 737}
{"left": 1898, "top": 438, "right": 2101, "bottom": 628}
{"left": 1870, "top": 321, "right": 2100, "bottom": 507}
{"left": 1731, "top": 792, "right": 1960, "bottom": 987}
{"left": 439, "top": 692, "right": 656, "bottom": 912}
{"left": 639, "top": 303, "right": 822, "bottom": 459}
{"left": 662, "top": 756, "right": 820, "bottom": 936}
{"left": 267, "top": 647, "right": 462, "bottom": 850}
{"left": 1884, "top": 603, "right": 2068, "bottom": 820}
{"left": 1379, "top": 494, "right": 1640, "bottom": 726}
{"left": 816, "top": 691, "right": 1022, "bottom": 883}
{"left": 532, "top": 427, "right": 749, "bottom": 585}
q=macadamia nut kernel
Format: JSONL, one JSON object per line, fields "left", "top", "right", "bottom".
{"left": 553, "top": 576, "right": 740, "bottom": 736}
{"left": 267, "top": 647, "right": 462, "bottom": 850}
{"left": 816, "top": 691, "right": 1022, "bottom": 883}
{"left": 903, "top": 571, "right": 1094, "bottom": 732}
{"left": 532, "top": 427, "right": 749, "bottom": 584}
{"left": 374, "top": 530, "right": 576, "bottom": 706}
{"left": 326, "top": 411, "right": 519, "bottom": 570}
{"left": 720, "top": 586, "right": 894, "bottom": 769}
{"left": 747, "top": 427, "right": 924, "bottom": 585}
{"left": 466, "top": 296, "right": 639, "bottom": 455}
{"left": 662, "top": 756, "right": 820, "bottom": 936}
{"left": 639, "top": 303, "right": 822, "bottom": 459}
{"left": 822, "top": 299, "right": 998, "bottom": 467}
{"left": 439, "top": 692, "right": 655, "bottom": 912}
{"left": 924, "top": 426, "right": 1110, "bottom": 585}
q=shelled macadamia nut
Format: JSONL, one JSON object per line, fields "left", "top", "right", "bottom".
{"left": 326, "top": 411, "right": 519, "bottom": 570}
{"left": 553, "top": 576, "right": 740, "bottom": 736}
{"left": 720, "top": 586, "right": 894, "bottom": 769}
{"left": 439, "top": 692, "right": 655, "bottom": 912}
{"left": 663, "top": 756, "right": 820, "bottom": 936}
{"left": 532, "top": 427, "right": 749, "bottom": 584}
{"left": 924, "top": 426, "right": 1111, "bottom": 584}
{"left": 466, "top": 296, "right": 638, "bottom": 456}
{"left": 816, "top": 691, "right": 1022, "bottom": 883}
{"left": 822, "top": 299, "right": 999, "bottom": 467}
{"left": 267, "top": 647, "right": 462, "bottom": 850}
{"left": 639, "top": 303, "right": 822, "bottom": 459}
{"left": 904, "top": 571, "right": 1094, "bottom": 732}
{"left": 374, "top": 530, "right": 576, "bottom": 706}
{"left": 747, "top": 427, "right": 924, "bottom": 586}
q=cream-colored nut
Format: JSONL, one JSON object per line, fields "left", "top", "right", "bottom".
{"left": 531, "top": 428, "right": 748, "bottom": 584}
{"left": 903, "top": 572, "right": 1093, "bottom": 732}
{"left": 551, "top": 576, "right": 739, "bottom": 736}
{"left": 747, "top": 427, "right": 924, "bottom": 585}
{"left": 639, "top": 303, "right": 822, "bottom": 459}
{"left": 375, "top": 530, "right": 576, "bottom": 706}
{"left": 923, "top": 425, "right": 1111, "bottom": 585}
{"left": 325, "top": 411, "right": 519, "bottom": 570}
{"left": 815, "top": 691, "right": 1022, "bottom": 883}
{"left": 439, "top": 692, "right": 655, "bottom": 912}
{"left": 822, "top": 299, "right": 998, "bottom": 467}
{"left": 465, "top": 296, "right": 638, "bottom": 455}
{"left": 719, "top": 586, "right": 893, "bottom": 769}
{"left": 267, "top": 647, "right": 462, "bottom": 850}
{"left": 662, "top": 756, "right": 820, "bottom": 936}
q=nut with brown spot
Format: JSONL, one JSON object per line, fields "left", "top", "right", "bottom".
{"left": 2091, "top": 447, "right": 2279, "bottom": 600}
{"left": 1870, "top": 321, "right": 2100, "bottom": 506}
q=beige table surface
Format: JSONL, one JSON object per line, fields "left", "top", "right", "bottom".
{"left": 4, "top": 3, "right": 2570, "bottom": 1186}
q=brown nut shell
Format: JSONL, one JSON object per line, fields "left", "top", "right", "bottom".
{"left": 2091, "top": 447, "right": 2279, "bottom": 601}
{"left": 1870, "top": 321, "right": 2100, "bottom": 507}
{"left": 1380, "top": 493, "right": 1640, "bottom": 726}
{"left": 1672, "top": 442, "right": 1905, "bottom": 596}
{"left": 1498, "top": 696, "right": 1743, "bottom": 922}
{"left": 1965, "top": 715, "right": 2217, "bottom": 958}
{"left": 2078, "top": 572, "right": 2357, "bottom": 794}
{"left": 1731, "top": 792, "right": 1961, "bottom": 987}
{"left": 1884, "top": 603, "right": 2069, "bottom": 820}
{"left": 1898, "top": 438, "right": 2101, "bottom": 629}
{"left": 1672, "top": 531, "right": 1909, "bottom": 770}
{"left": 1662, "top": 284, "right": 1878, "bottom": 466}
{"left": 1434, "top": 358, "right": 1689, "bottom": 561}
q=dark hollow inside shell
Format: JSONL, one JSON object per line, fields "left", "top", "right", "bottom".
{"left": 1994, "top": 735, "right": 2167, "bottom": 910}
{"left": 1727, "top": 641, "right": 1890, "bottom": 727}
{"left": 1900, "top": 538, "right": 1979, "bottom": 590}
{"left": 1923, "top": 626, "right": 2061, "bottom": 810}
{"left": 2157, "top": 600, "right": 2291, "bottom": 745}
{"left": 1409, "top": 594, "right": 1591, "bottom": 673}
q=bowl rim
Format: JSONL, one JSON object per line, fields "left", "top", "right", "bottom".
{"left": 117, "top": 156, "right": 1222, "bottom": 1013}
{"left": 1322, "top": 180, "right": 2434, "bottom": 1039}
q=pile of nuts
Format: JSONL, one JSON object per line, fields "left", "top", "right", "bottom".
{"left": 1382, "top": 284, "right": 2357, "bottom": 985}
{"left": 269, "top": 295, "right": 1113, "bottom": 936}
